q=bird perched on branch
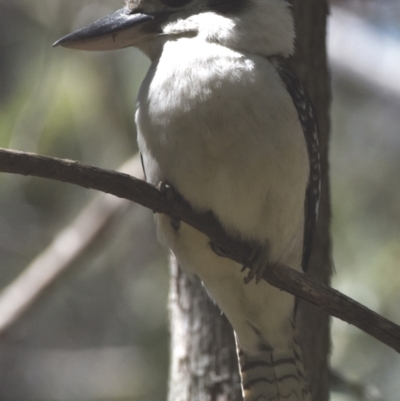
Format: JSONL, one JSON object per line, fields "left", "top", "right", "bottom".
{"left": 55, "top": 0, "right": 320, "bottom": 399}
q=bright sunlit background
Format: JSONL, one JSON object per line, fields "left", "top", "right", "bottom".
{"left": 0, "top": 0, "right": 399, "bottom": 400}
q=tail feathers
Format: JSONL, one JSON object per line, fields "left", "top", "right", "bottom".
{"left": 292, "top": 333, "right": 310, "bottom": 398}
{"left": 237, "top": 343, "right": 311, "bottom": 401}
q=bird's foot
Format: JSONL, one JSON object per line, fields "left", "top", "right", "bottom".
{"left": 209, "top": 240, "right": 231, "bottom": 259}
{"left": 210, "top": 239, "right": 271, "bottom": 285}
{"left": 158, "top": 181, "right": 180, "bottom": 231}
{"left": 242, "top": 243, "right": 271, "bottom": 284}
{"left": 159, "top": 180, "right": 178, "bottom": 202}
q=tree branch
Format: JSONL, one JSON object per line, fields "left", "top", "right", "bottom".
{"left": 1, "top": 147, "right": 399, "bottom": 353}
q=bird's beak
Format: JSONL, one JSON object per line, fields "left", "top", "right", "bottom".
{"left": 53, "top": 7, "right": 155, "bottom": 51}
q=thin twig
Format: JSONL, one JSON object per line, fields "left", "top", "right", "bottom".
{"left": 0, "top": 147, "right": 399, "bottom": 352}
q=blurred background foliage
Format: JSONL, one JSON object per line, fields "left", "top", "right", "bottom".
{"left": 0, "top": 0, "right": 399, "bottom": 400}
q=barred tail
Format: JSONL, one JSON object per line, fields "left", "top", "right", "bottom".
{"left": 237, "top": 339, "right": 311, "bottom": 401}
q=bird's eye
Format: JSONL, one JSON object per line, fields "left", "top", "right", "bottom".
{"left": 160, "top": 0, "right": 191, "bottom": 7}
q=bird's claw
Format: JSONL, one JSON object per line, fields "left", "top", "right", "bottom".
{"left": 209, "top": 241, "right": 230, "bottom": 258}
{"left": 158, "top": 181, "right": 181, "bottom": 231}
{"left": 211, "top": 240, "right": 270, "bottom": 284}
{"left": 242, "top": 244, "right": 270, "bottom": 284}
{"left": 158, "top": 181, "right": 178, "bottom": 202}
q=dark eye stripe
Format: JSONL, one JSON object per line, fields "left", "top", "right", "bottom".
{"left": 208, "top": 0, "right": 246, "bottom": 14}
{"left": 160, "top": 0, "right": 192, "bottom": 7}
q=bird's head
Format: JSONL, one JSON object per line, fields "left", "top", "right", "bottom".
{"left": 54, "top": 0, "right": 295, "bottom": 58}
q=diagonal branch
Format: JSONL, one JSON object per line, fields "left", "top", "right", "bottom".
{"left": 0, "top": 147, "right": 400, "bottom": 353}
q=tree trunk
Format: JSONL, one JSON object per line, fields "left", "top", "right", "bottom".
{"left": 290, "top": 2, "right": 332, "bottom": 401}
{"left": 168, "top": 257, "right": 242, "bottom": 401}
{"left": 168, "top": 1, "right": 332, "bottom": 400}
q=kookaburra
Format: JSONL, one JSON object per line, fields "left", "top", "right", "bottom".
{"left": 55, "top": 0, "right": 320, "bottom": 400}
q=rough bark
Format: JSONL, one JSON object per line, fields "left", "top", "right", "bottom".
{"left": 291, "top": 2, "right": 332, "bottom": 401}
{"left": 168, "top": 259, "right": 242, "bottom": 401}
{"left": 168, "top": 1, "right": 332, "bottom": 400}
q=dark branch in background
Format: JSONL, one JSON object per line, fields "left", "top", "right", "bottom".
{"left": 0, "top": 147, "right": 400, "bottom": 353}
{"left": 0, "top": 155, "right": 143, "bottom": 334}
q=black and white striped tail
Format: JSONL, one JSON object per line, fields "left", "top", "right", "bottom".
{"left": 237, "top": 336, "right": 311, "bottom": 401}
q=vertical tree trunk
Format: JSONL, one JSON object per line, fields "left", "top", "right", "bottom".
{"left": 168, "top": 1, "right": 332, "bottom": 400}
{"left": 168, "top": 257, "right": 242, "bottom": 401}
{"left": 290, "top": 2, "right": 332, "bottom": 401}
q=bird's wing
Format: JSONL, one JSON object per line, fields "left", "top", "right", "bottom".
{"left": 269, "top": 56, "right": 321, "bottom": 272}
